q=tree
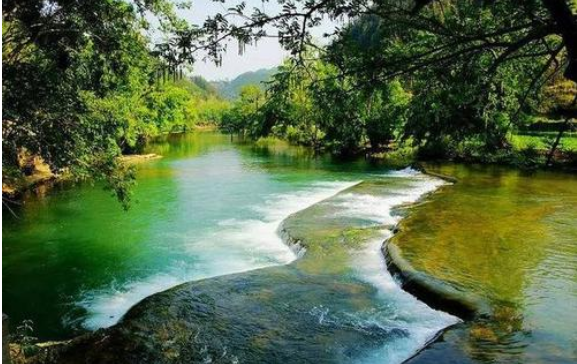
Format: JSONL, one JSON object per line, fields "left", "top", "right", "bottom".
{"left": 2, "top": 0, "right": 194, "bottom": 207}
{"left": 193, "top": 1, "right": 577, "bottom": 84}
{"left": 364, "top": 80, "right": 411, "bottom": 150}
{"left": 196, "top": 2, "right": 576, "bottom": 160}
{"left": 220, "top": 85, "right": 265, "bottom": 136}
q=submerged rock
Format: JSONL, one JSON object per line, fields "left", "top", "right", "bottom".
{"left": 29, "top": 267, "right": 409, "bottom": 364}
{"left": 26, "top": 175, "right": 456, "bottom": 364}
{"left": 119, "top": 154, "right": 162, "bottom": 164}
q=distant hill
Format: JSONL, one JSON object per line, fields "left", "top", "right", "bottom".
{"left": 166, "top": 75, "right": 221, "bottom": 99}
{"left": 212, "top": 68, "right": 277, "bottom": 99}
{"left": 190, "top": 76, "right": 219, "bottom": 96}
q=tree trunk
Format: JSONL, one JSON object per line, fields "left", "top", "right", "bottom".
{"left": 545, "top": 117, "right": 569, "bottom": 166}
{"left": 542, "top": 0, "right": 577, "bottom": 83}
{"left": 545, "top": 94, "right": 577, "bottom": 166}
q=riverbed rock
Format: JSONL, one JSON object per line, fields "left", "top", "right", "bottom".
{"left": 29, "top": 266, "right": 411, "bottom": 364}
{"left": 26, "top": 177, "right": 456, "bottom": 364}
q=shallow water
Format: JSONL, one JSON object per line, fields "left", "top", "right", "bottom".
{"left": 2, "top": 134, "right": 353, "bottom": 337}
{"left": 35, "top": 169, "right": 459, "bottom": 364}
{"left": 275, "top": 175, "right": 459, "bottom": 363}
{"left": 392, "top": 163, "right": 577, "bottom": 364}
{"left": 2, "top": 132, "right": 456, "bottom": 364}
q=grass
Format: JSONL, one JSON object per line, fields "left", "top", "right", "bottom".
{"left": 510, "top": 132, "right": 577, "bottom": 152}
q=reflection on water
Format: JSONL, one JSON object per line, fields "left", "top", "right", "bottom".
{"left": 4, "top": 133, "right": 574, "bottom": 363}
{"left": 2, "top": 133, "right": 371, "bottom": 339}
{"left": 392, "top": 163, "right": 577, "bottom": 364}
{"left": 32, "top": 166, "right": 458, "bottom": 364}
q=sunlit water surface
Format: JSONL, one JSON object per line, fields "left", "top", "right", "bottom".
{"left": 393, "top": 163, "right": 577, "bottom": 364}
{"left": 3, "top": 132, "right": 456, "bottom": 364}
{"left": 2, "top": 134, "right": 349, "bottom": 335}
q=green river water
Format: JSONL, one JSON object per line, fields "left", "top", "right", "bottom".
{"left": 394, "top": 164, "right": 577, "bottom": 364}
{"left": 2, "top": 133, "right": 576, "bottom": 364}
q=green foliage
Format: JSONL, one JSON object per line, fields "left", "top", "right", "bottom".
{"left": 2, "top": 0, "right": 179, "bottom": 204}
{"left": 10, "top": 319, "right": 38, "bottom": 357}
{"left": 364, "top": 80, "right": 411, "bottom": 149}
{"left": 2, "top": 0, "right": 229, "bottom": 205}
{"left": 220, "top": 85, "right": 265, "bottom": 135}
{"left": 195, "top": 0, "right": 576, "bottom": 167}
{"left": 220, "top": 55, "right": 412, "bottom": 156}
{"left": 217, "top": 8, "right": 574, "bottom": 166}
{"left": 5, "top": 0, "right": 577, "bottom": 203}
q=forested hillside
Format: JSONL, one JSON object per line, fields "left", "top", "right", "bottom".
{"left": 212, "top": 68, "right": 277, "bottom": 99}
{"left": 2, "top": 0, "right": 229, "bottom": 206}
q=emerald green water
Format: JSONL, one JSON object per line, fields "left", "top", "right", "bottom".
{"left": 3, "top": 133, "right": 454, "bottom": 347}
{"left": 48, "top": 172, "right": 458, "bottom": 364}
{"left": 392, "top": 164, "right": 577, "bottom": 364}
{"left": 2, "top": 133, "right": 361, "bottom": 339}
{"left": 4, "top": 134, "right": 575, "bottom": 364}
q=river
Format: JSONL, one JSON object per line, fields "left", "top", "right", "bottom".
{"left": 2, "top": 133, "right": 575, "bottom": 364}
{"left": 393, "top": 163, "right": 577, "bottom": 364}
{"left": 3, "top": 132, "right": 457, "bottom": 363}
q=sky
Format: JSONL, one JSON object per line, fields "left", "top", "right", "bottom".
{"left": 191, "top": 38, "right": 287, "bottom": 81}
{"left": 177, "top": 0, "right": 338, "bottom": 81}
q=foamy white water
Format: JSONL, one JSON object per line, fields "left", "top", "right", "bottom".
{"left": 330, "top": 172, "right": 459, "bottom": 364}
{"left": 77, "top": 180, "right": 357, "bottom": 330}
{"left": 74, "top": 165, "right": 457, "bottom": 364}
{"left": 332, "top": 170, "right": 446, "bottom": 225}
{"left": 351, "top": 235, "right": 460, "bottom": 364}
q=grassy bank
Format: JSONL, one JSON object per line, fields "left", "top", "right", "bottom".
{"left": 510, "top": 132, "right": 577, "bottom": 151}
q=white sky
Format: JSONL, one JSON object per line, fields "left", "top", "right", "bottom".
{"left": 177, "top": 0, "right": 339, "bottom": 81}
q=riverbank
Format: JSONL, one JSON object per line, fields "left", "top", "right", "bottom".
{"left": 1, "top": 125, "right": 217, "bottom": 201}
{"left": 5, "top": 128, "right": 574, "bottom": 204}
{"left": 118, "top": 153, "right": 162, "bottom": 164}
{"left": 2, "top": 157, "right": 58, "bottom": 200}
{"left": 2, "top": 153, "right": 162, "bottom": 202}
{"left": 248, "top": 132, "right": 577, "bottom": 172}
